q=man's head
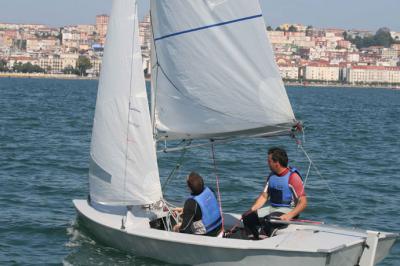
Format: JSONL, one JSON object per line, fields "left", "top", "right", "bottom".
{"left": 267, "top": 147, "right": 288, "bottom": 173}
{"left": 187, "top": 172, "right": 204, "bottom": 195}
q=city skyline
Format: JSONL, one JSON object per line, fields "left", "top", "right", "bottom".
{"left": 1, "top": 0, "right": 399, "bottom": 32}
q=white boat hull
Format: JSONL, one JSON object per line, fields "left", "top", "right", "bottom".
{"left": 73, "top": 199, "right": 398, "bottom": 266}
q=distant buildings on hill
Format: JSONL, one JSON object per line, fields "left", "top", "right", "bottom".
{"left": 269, "top": 25, "right": 400, "bottom": 85}
{"left": 0, "top": 18, "right": 399, "bottom": 85}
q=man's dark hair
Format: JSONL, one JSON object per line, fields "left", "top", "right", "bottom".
{"left": 268, "top": 147, "right": 288, "bottom": 167}
{"left": 187, "top": 172, "right": 204, "bottom": 195}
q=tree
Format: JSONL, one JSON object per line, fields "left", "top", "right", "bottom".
{"left": 288, "top": 25, "right": 298, "bottom": 32}
{"left": 267, "top": 26, "right": 273, "bottom": 31}
{"left": 346, "top": 27, "right": 394, "bottom": 49}
{"left": 13, "top": 62, "right": 22, "bottom": 72}
{"left": 63, "top": 65, "right": 80, "bottom": 75}
{"left": 12, "top": 62, "right": 44, "bottom": 73}
{"left": 0, "top": 59, "right": 8, "bottom": 72}
{"left": 76, "top": 56, "right": 93, "bottom": 76}
{"left": 306, "top": 25, "right": 313, "bottom": 37}
{"left": 58, "top": 27, "right": 63, "bottom": 45}
{"left": 275, "top": 26, "right": 283, "bottom": 31}
{"left": 374, "top": 28, "right": 393, "bottom": 47}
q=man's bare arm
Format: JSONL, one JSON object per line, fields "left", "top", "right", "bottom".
{"left": 280, "top": 195, "right": 307, "bottom": 221}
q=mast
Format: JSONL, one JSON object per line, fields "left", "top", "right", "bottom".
{"left": 150, "top": 12, "right": 158, "bottom": 140}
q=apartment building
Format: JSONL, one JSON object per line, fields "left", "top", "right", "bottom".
{"left": 347, "top": 66, "right": 400, "bottom": 84}
{"left": 96, "top": 15, "right": 109, "bottom": 45}
{"left": 390, "top": 31, "right": 400, "bottom": 41}
{"left": 381, "top": 48, "right": 398, "bottom": 59}
{"left": 8, "top": 56, "right": 38, "bottom": 67}
{"left": 268, "top": 31, "right": 290, "bottom": 45}
{"left": 347, "top": 52, "right": 360, "bottom": 63}
{"left": 26, "top": 38, "right": 60, "bottom": 52}
{"left": 304, "top": 62, "right": 340, "bottom": 81}
{"left": 89, "top": 57, "right": 102, "bottom": 76}
{"left": 60, "top": 53, "right": 79, "bottom": 69}
{"left": 278, "top": 65, "right": 299, "bottom": 80}
{"left": 392, "top": 44, "right": 400, "bottom": 56}
{"left": 39, "top": 55, "right": 63, "bottom": 73}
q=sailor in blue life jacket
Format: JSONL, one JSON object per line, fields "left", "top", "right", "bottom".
{"left": 173, "top": 172, "right": 222, "bottom": 237}
{"left": 242, "top": 147, "right": 307, "bottom": 239}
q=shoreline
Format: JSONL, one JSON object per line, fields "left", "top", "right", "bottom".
{"left": 284, "top": 82, "right": 400, "bottom": 90}
{"left": 1, "top": 73, "right": 399, "bottom": 90}
{"left": 0, "top": 72, "right": 97, "bottom": 80}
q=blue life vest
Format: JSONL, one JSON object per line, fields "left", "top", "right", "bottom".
{"left": 190, "top": 187, "right": 222, "bottom": 233}
{"left": 268, "top": 167, "right": 302, "bottom": 208}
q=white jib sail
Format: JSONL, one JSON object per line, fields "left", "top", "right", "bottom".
{"left": 89, "top": 0, "right": 162, "bottom": 206}
{"left": 151, "top": 0, "right": 297, "bottom": 141}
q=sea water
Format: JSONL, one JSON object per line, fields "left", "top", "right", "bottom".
{"left": 0, "top": 78, "right": 398, "bottom": 265}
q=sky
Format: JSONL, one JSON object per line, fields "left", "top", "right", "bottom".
{"left": 0, "top": 0, "right": 399, "bottom": 32}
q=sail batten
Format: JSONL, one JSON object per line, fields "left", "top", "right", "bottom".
{"left": 151, "top": 0, "right": 297, "bottom": 142}
{"left": 89, "top": 0, "right": 162, "bottom": 206}
{"left": 154, "top": 14, "right": 263, "bottom": 42}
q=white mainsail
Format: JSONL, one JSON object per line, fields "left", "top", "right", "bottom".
{"left": 151, "top": 0, "right": 297, "bottom": 141}
{"left": 89, "top": 0, "right": 162, "bottom": 205}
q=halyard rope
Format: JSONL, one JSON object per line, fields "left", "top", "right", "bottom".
{"left": 211, "top": 142, "right": 225, "bottom": 236}
{"left": 292, "top": 131, "right": 357, "bottom": 227}
{"left": 161, "top": 140, "right": 191, "bottom": 192}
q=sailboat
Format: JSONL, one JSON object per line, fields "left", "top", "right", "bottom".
{"left": 73, "top": 0, "right": 398, "bottom": 265}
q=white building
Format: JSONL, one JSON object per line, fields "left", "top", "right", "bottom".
{"left": 60, "top": 53, "right": 79, "bottom": 69}
{"left": 278, "top": 65, "right": 299, "bottom": 80}
{"left": 390, "top": 31, "right": 400, "bottom": 42}
{"left": 39, "top": 55, "right": 63, "bottom": 73}
{"left": 347, "top": 52, "right": 360, "bottom": 63}
{"left": 304, "top": 63, "right": 340, "bottom": 81}
{"left": 347, "top": 66, "right": 400, "bottom": 84}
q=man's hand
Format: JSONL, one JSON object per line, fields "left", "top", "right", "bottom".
{"left": 173, "top": 223, "right": 182, "bottom": 232}
{"left": 172, "top": 207, "right": 183, "bottom": 217}
{"left": 242, "top": 209, "right": 254, "bottom": 219}
{"left": 279, "top": 213, "right": 294, "bottom": 221}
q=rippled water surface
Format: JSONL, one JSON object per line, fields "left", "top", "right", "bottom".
{"left": 0, "top": 78, "right": 399, "bottom": 265}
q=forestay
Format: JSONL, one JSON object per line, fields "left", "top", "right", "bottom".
{"left": 151, "top": 0, "right": 297, "bottom": 141}
{"left": 89, "top": 0, "right": 162, "bottom": 205}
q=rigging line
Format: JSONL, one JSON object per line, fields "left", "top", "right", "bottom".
{"left": 296, "top": 142, "right": 357, "bottom": 227}
{"left": 300, "top": 127, "right": 311, "bottom": 187}
{"left": 122, "top": 2, "right": 139, "bottom": 206}
{"left": 211, "top": 142, "right": 225, "bottom": 234}
{"left": 161, "top": 140, "right": 191, "bottom": 192}
{"left": 303, "top": 160, "right": 312, "bottom": 188}
{"left": 294, "top": 128, "right": 311, "bottom": 187}
{"left": 162, "top": 199, "right": 179, "bottom": 209}
{"left": 161, "top": 200, "right": 181, "bottom": 227}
